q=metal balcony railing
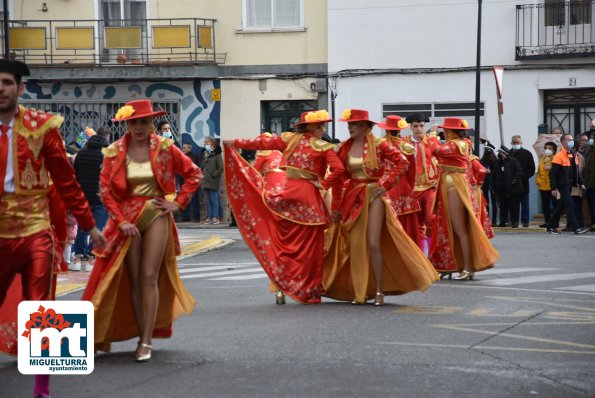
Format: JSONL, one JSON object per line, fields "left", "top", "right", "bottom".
{"left": 516, "top": 1, "right": 595, "bottom": 60}
{"left": 1, "top": 18, "right": 226, "bottom": 66}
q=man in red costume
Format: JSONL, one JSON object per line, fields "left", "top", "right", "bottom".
{"left": 0, "top": 59, "right": 106, "bottom": 398}
{"left": 406, "top": 113, "right": 439, "bottom": 254}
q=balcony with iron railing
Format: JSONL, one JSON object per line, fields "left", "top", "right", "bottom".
{"left": 516, "top": 0, "right": 594, "bottom": 60}
{"left": 0, "top": 17, "right": 226, "bottom": 66}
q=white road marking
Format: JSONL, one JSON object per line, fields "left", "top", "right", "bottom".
{"left": 480, "top": 272, "right": 595, "bottom": 286}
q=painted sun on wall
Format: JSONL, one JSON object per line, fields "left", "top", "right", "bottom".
{"left": 21, "top": 79, "right": 221, "bottom": 149}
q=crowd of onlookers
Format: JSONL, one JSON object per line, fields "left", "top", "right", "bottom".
{"left": 480, "top": 121, "right": 595, "bottom": 234}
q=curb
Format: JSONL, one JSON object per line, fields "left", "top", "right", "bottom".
{"left": 56, "top": 235, "right": 232, "bottom": 297}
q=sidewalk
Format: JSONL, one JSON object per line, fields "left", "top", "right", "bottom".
{"left": 56, "top": 226, "right": 235, "bottom": 297}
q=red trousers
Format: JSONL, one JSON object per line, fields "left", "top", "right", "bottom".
{"left": 0, "top": 229, "right": 54, "bottom": 305}
{"left": 414, "top": 189, "right": 436, "bottom": 238}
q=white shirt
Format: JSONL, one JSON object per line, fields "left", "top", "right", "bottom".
{"left": 2, "top": 118, "right": 15, "bottom": 193}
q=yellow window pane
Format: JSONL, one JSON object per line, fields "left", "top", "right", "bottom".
{"left": 198, "top": 26, "right": 212, "bottom": 48}
{"left": 9, "top": 27, "right": 46, "bottom": 50}
{"left": 152, "top": 26, "right": 190, "bottom": 48}
{"left": 105, "top": 26, "right": 141, "bottom": 49}
{"left": 56, "top": 27, "right": 94, "bottom": 50}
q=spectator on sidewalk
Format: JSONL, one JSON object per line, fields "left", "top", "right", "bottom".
{"left": 492, "top": 146, "right": 523, "bottom": 227}
{"left": 510, "top": 134, "right": 536, "bottom": 227}
{"left": 71, "top": 127, "right": 110, "bottom": 271}
{"left": 546, "top": 134, "right": 588, "bottom": 235}
{"left": 157, "top": 120, "right": 173, "bottom": 139}
{"left": 201, "top": 136, "right": 224, "bottom": 224}
{"left": 536, "top": 141, "right": 558, "bottom": 228}
{"left": 480, "top": 146, "right": 498, "bottom": 226}
{"left": 583, "top": 135, "right": 595, "bottom": 231}
{"left": 180, "top": 142, "right": 203, "bottom": 222}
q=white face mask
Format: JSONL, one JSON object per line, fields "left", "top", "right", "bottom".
{"left": 511, "top": 144, "right": 521, "bottom": 150}
{"left": 589, "top": 139, "right": 594, "bottom": 146}
{"left": 543, "top": 149, "right": 553, "bottom": 156}
{"left": 205, "top": 144, "right": 213, "bottom": 152}
{"left": 162, "top": 131, "right": 173, "bottom": 139}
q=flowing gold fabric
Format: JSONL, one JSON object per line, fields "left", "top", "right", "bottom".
{"left": 324, "top": 182, "right": 438, "bottom": 303}
{"left": 364, "top": 132, "right": 379, "bottom": 170}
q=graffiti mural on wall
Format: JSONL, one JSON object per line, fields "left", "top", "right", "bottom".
{"left": 21, "top": 79, "right": 220, "bottom": 150}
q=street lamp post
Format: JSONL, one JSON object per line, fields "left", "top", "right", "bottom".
{"left": 473, "top": 0, "right": 483, "bottom": 156}
{"left": 2, "top": 0, "right": 9, "bottom": 59}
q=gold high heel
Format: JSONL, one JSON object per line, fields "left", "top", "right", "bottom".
{"left": 454, "top": 270, "right": 474, "bottom": 281}
{"left": 374, "top": 292, "right": 384, "bottom": 306}
{"left": 351, "top": 295, "right": 369, "bottom": 305}
{"left": 275, "top": 290, "right": 285, "bottom": 305}
{"left": 135, "top": 343, "right": 152, "bottom": 362}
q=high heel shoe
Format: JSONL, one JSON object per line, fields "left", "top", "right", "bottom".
{"left": 351, "top": 296, "right": 368, "bottom": 305}
{"left": 374, "top": 292, "right": 384, "bottom": 306}
{"left": 454, "top": 270, "right": 474, "bottom": 281}
{"left": 135, "top": 343, "right": 152, "bottom": 362}
{"left": 275, "top": 290, "right": 285, "bottom": 305}
{"left": 439, "top": 272, "right": 453, "bottom": 280}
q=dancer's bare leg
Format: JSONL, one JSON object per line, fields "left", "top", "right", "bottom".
{"left": 138, "top": 216, "right": 170, "bottom": 353}
{"left": 125, "top": 235, "right": 143, "bottom": 348}
{"left": 368, "top": 197, "right": 385, "bottom": 294}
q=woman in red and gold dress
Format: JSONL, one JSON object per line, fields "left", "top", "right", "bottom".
{"left": 324, "top": 109, "right": 438, "bottom": 306}
{"left": 428, "top": 118, "right": 499, "bottom": 280}
{"left": 82, "top": 100, "right": 202, "bottom": 362}
{"left": 469, "top": 153, "right": 495, "bottom": 239}
{"left": 252, "top": 133, "right": 286, "bottom": 194}
{"left": 223, "top": 110, "right": 345, "bottom": 305}
{"left": 377, "top": 115, "right": 422, "bottom": 248}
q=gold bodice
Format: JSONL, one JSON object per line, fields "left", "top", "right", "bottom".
{"left": 348, "top": 156, "right": 369, "bottom": 179}
{"left": 126, "top": 157, "right": 162, "bottom": 197}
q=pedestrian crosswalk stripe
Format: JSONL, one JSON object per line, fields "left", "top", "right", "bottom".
{"left": 556, "top": 284, "right": 595, "bottom": 292}
{"left": 210, "top": 274, "right": 268, "bottom": 281}
{"left": 481, "top": 267, "right": 558, "bottom": 275}
{"left": 480, "top": 272, "right": 595, "bottom": 286}
{"left": 179, "top": 264, "right": 258, "bottom": 273}
{"left": 180, "top": 267, "right": 264, "bottom": 279}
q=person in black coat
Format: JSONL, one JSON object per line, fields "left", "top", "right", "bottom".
{"left": 491, "top": 146, "right": 524, "bottom": 227}
{"left": 71, "top": 127, "right": 111, "bottom": 270}
{"left": 480, "top": 146, "right": 498, "bottom": 226}
{"left": 510, "top": 135, "right": 536, "bottom": 227}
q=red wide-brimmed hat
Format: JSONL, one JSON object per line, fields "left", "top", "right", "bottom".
{"left": 112, "top": 99, "right": 166, "bottom": 122}
{"left": 339, "top": 109, "right": 377, "bottom": 124}
{"left": 439, "top": 117, "right": 469, "bottom": 130}
{"left": 294, "top": 109, "right": 333, "bottom": 126}
{"left": 376, "top": 115, "right": 409, "bottom": 131}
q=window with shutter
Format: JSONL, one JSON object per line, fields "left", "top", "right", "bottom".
{"left": 244, "top": 0, "right": 303, "bottom": 30}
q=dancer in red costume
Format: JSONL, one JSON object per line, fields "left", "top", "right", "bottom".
{"left": 427, "top": 117, "right": 499, "bottom": 280}
{"left": 252, "top": 133, "right": 286, "bottom": 196}
{"left": 406, "top": 113, "right": 439, "bottom": 255}
{"left": 377, "top": 115, "right": 422, "bottom": 247}
{"left": 324, "top": 109, "right": 438, "bottom": 306}
{"left": 469, "top": 153, "right": 495, "bottom": 238}
{"left": 82, "top": 100, "right": 202, "bottom": 361}
{"left": 223, "top": 110, "right": 345, "bottom": 304}
{"left": 0, "top": 60, "right": 106, "bottom": 398}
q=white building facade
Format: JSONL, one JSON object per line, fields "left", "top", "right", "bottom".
{"left": 327, "top": 0, "right": 595, "bottom": 220}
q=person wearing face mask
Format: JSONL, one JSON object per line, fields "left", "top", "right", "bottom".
{"left": 200, "top": 136, "right": 224, "bottom": 225}
{"left": 509, "top": 135, "right": 535, "bottom": 227}
{"left": 492, "top": 146, "right": 524, "bottom": 228}
{"left": 546, "top": 134, "right": 588, "bottom": 234}
{"left": 583, "top": 132, "right": 595, "bottom": 231}
{"left": 536, "top": 142, "right": 559, "bottom": 228}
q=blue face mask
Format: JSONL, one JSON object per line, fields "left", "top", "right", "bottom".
{"left": 162, "top": 131, "right": 173, "bottom": 139}
{"left": 566, "top": 140, "right": 574, "bottom": 150}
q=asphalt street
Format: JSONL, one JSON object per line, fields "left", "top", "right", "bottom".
{"left": 2, "top": 229, "right": 595, "bottom": 397}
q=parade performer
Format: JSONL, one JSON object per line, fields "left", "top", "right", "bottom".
{"left": 406, "top": 113, "right": 439, "bottom": 254}
{"left": 252, "top": 133, "right": 286, "bottom": 194}
{"left": 427, "top": 117, "right": 499, "bottom": 280}
{"left": 324, "top": 109, "right": 438, "bottom": 306}
{"left": 82, "top": 100, "right": 202, "bottom": 362}
{"left": 0, "top": 60, "right": 106, "bottom": 398}
{"left": 223, "top": 110, "right": 345, "bottom": 305}
{"left": 469, "top": 153, "right": 495, "bottom": 238}
{"left": 377, "top": 115, "right": 422, "bottom": 247}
